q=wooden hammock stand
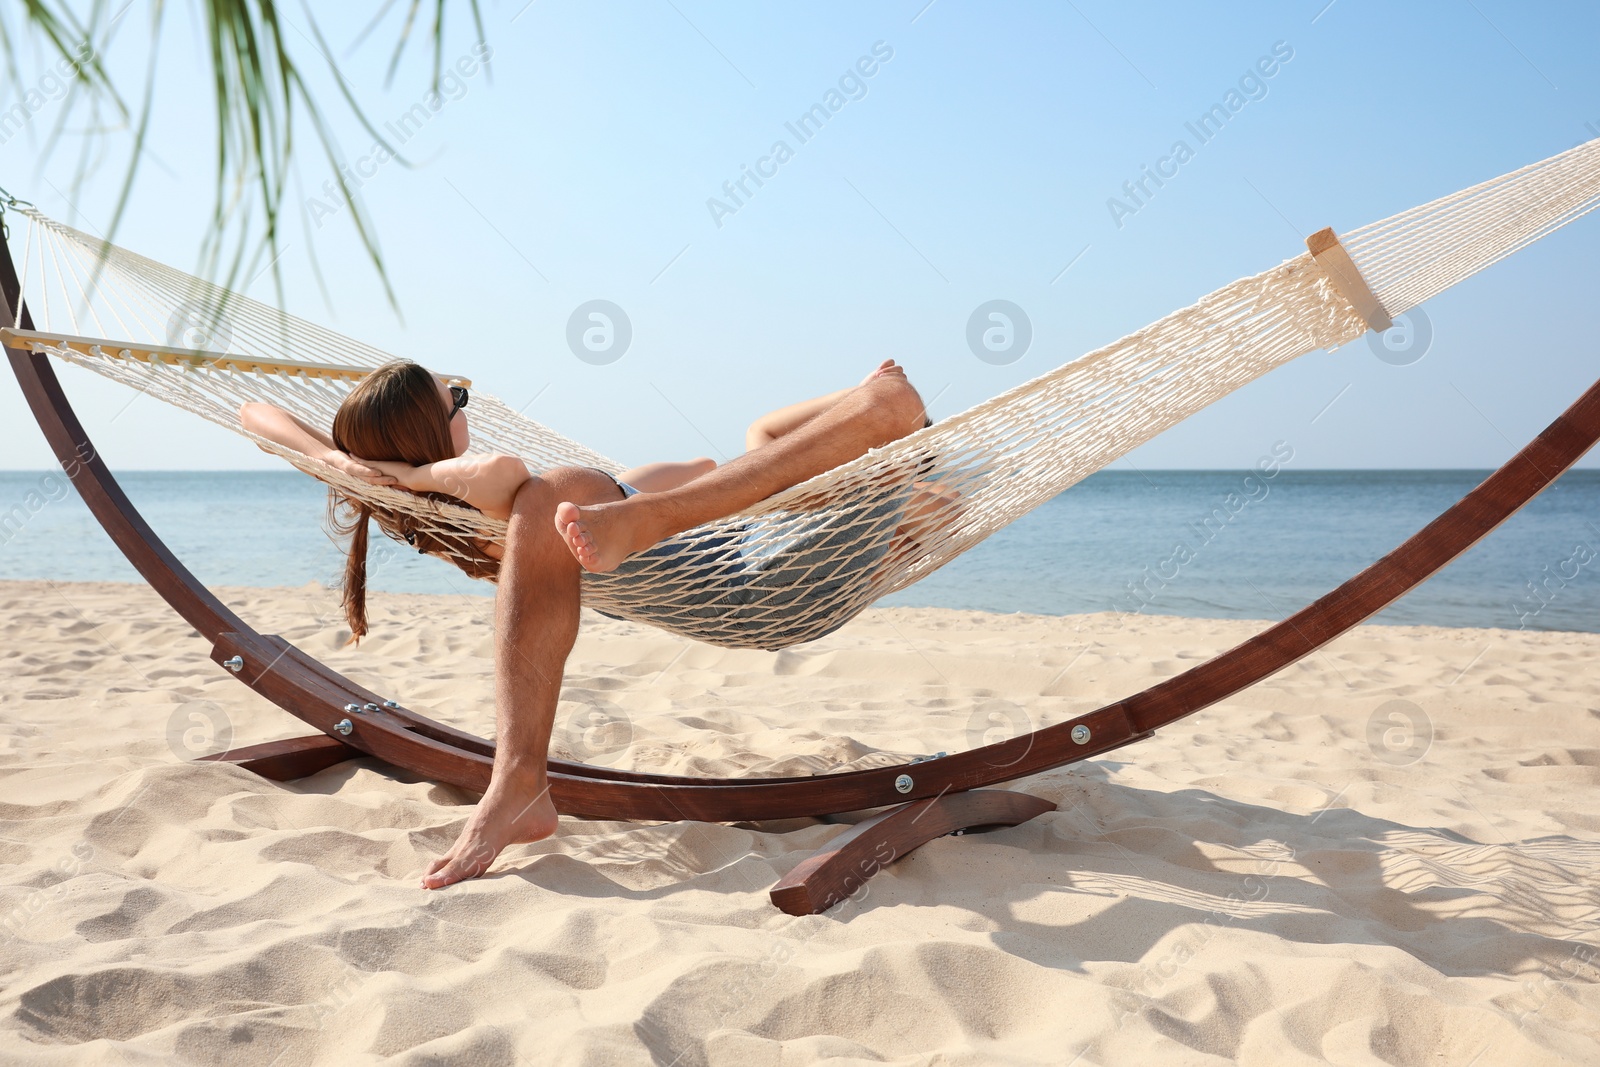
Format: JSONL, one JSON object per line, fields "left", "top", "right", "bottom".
{"left": 5, "top": 219, "right": 1597, "bottom": 916}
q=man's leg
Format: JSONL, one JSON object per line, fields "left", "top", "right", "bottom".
{"left": 555, "top": 370, "right": 927, "bottom": 573}
{"left": 421, "top": 465, "right": 623, "bottom": 889}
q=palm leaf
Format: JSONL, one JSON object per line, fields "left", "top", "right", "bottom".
{"left": 0, "top": 0, "right": 483, "bottom": 308}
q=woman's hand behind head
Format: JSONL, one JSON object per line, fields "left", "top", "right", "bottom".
{"left": 323, "top": 449, "right": 400, "bottom": 486}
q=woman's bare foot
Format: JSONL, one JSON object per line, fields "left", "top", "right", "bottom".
{"left": 860, "top": 358, "right": 906, "bottom": 387}
{"left": 420, "top": 774, "right": 558, "bottom": 888}
{"left": 553, "top": 499, "right": 660, "bottom": 573}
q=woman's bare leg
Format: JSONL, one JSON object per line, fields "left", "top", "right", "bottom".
{"left": 617, "top": 458, "right": 716, "bottom": 493}
{"left": 609, "top": 361, "right": 907, "bottom": 498}
{"left": 555, "top": 372, "right": 928, "bottom": 573}
{"left": 743, "top": 359, "right": 907, "bottom": 451}
{"left": 421, "top": 466, "right": 619, "bottom": 889}
{"left": 744, "top": 388, "right": 851, "bottom": 451}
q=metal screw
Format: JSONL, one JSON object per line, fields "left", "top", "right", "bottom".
{"left": 382, "top": 700, "right": 398, "bottom": 709}
{"left": 222, "top": 655, "right": 243, "bottom": 673}
{"left": 1071, "top": 724, "right": 1091, "bottom": 745}
{"left": 363, "top": 703, "right": 381, "bottom": 714}
{"left": 895, "top": 773, "right": 913, "bottom": 794}
{"left": 334, "top": 719, "right": 353, "bottom": 736}
{"left": 344, "top": 703, "right": 362, "bottom": 715}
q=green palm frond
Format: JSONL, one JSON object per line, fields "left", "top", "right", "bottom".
{"left": 0, "top": 0, "right": 485, "bottom": 308}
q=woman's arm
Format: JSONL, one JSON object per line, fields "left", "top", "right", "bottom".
{"left": 239, "top": 401, "right": 334, "bottom": 453}
{"left": 367, "top": 453, "right": 531, "bottom": 520}
{"left": 238, "top": 402, "right": 395, "bottom": 484}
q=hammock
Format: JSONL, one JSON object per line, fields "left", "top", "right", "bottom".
{"left": 7, "top": 140, "right": 1600, "bottom": 916}
{"left": 6, "top": 137, "right": 1600, "bottom": 652}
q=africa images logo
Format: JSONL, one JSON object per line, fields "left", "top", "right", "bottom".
{"left": 706, "top": 41, "right": 895, "bottom": 229}
{"left": 1107, "top": 41, "right": 1295, "bottom": 229}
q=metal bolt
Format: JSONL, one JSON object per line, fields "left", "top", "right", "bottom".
{"left": 344, "top": 703, "right": 362, "bottom": 715}
{"left": 222, "top": 655, "right": 243, "bottom": 673}
{"left": 363, "top": 703, "right": 381, "bottom": 714}
{"left": 1071, "top": 724, "right": 1091, "bottom": 745}
{"left": 895, "top": 773, "right": 913, "bottom": 794}
{"left": 334, "top": 719, "right": 353, "bottom": 736}
{"left": 383, "top": 700, "right": 398, "bottom": 709}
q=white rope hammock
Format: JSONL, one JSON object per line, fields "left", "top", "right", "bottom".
{"left": 8, "top": 137, "right": 1600, "bottom": 649}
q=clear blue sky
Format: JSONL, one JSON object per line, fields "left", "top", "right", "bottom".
{"left": 2, "top": 0, "right": 1597, "bottom": 473}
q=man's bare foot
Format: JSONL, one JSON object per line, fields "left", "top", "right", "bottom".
{"left": 553, "top": 499, "right": 659, "bottom": 573}
{"left": 420, "top": 774, "right": 558, "bottom": 888}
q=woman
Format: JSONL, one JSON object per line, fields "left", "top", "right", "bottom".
{"left": 239, "top": 358, "right": 921, "bottom": 640}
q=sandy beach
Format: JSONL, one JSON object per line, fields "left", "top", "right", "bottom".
{"left": 1, "top": 577, "right": 1597, "bottom": 1064}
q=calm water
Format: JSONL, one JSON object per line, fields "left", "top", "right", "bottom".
{"left": 1, "top": 469, "right": 1597, "bottom": 632}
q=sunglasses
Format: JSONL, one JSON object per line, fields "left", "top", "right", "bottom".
{"left": 448, "top": 384, "right": 469, "bottom": 419}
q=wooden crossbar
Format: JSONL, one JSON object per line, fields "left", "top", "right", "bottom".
{"left": 0, "top": 326, "right": 471, "bottom": 387}
{"left": 1306, "top": 227, "right": 1393, "bottom": 333}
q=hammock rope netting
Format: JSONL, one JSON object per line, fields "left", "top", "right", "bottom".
{"left": 6, "top": 137, "right": 1600, "bottom": 650}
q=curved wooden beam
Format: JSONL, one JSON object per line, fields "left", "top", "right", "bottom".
{"left": 0, "top": 229, "right": 248, "bottom": 641}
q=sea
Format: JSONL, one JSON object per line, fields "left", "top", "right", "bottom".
{"left": 1, "top": 469, "right": 1597, "bottom": 633}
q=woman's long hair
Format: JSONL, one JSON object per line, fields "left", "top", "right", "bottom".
{"left": 329, "top": 360, "right": 499, "bottom": 641}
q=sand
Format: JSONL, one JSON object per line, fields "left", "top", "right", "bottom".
{"left": 1, "top": 577, "right": 1597, "bottom": 1065}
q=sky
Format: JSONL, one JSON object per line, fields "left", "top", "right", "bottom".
{"left": 1, "top": 0, "right": 1598, "bottom": 474}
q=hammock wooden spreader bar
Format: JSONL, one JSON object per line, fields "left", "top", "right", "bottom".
{"left": 0, "top": 326, "right": 473, "bottom": 386}
{"left": 1305, "top": 228, "right": 1393, "bottom": 332}
{"left": 6, "top": 212, "right": 1598, "bottom": 914}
